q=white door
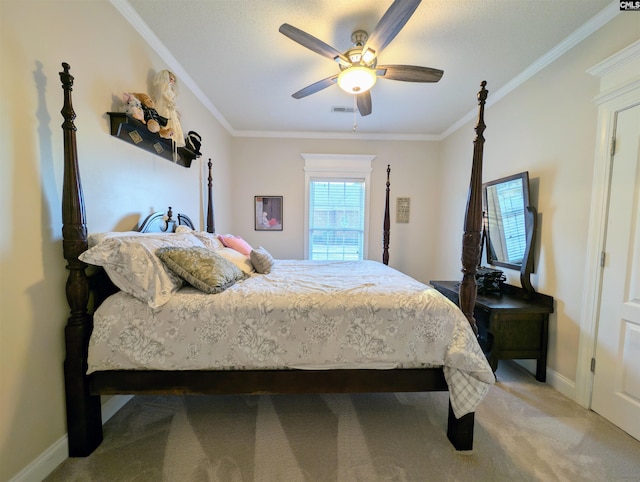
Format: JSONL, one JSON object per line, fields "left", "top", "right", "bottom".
{"left": 591, "top": 103, "right": 640, "bottom": 441}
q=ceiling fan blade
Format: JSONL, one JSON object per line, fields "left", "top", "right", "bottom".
{"left": 292, "top": 74, "right": 339, "bottom": 99}
{"left": 377, "top": 65, "right": 444, "bottom": 82}
{"left": 356, "top": 91, "right": 372, "bottom": 116}
{"left": 362, "top": 0, "right": 421, "bottom": 59}
{"left": 279, "top": 23, "right": 351, "bottom": 66}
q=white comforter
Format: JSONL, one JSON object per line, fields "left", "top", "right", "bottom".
{"left": 88, "top": 260, "right": 494, "bottom": 416}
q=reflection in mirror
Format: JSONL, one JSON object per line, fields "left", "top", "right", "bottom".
{"left": 483, "top": 171, "right": 536, "bottom": 296}
{"left": 483, "top": 172, "right": 529, "bottom": 269}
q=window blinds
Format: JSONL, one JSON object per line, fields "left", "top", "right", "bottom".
{"left": 309, "top": 180, "right": 365, "bottom": 260}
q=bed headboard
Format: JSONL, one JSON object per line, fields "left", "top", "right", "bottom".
{"left": 136, "top": 207, "right": 195, "bottom": 233}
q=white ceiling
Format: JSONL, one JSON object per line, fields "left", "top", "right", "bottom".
{"left": 119, "top": 0, "right": 616, "bottom": 140}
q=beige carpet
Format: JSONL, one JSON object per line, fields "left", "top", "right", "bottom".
{"left": 45, "top": 362, "right": 640, "bottom": 481}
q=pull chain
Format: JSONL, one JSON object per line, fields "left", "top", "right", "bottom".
{"left": 352, "top": 95, "right": 358, "bottom": 132}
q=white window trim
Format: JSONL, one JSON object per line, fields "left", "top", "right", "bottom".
{"left": 301, "top": 153, "right": 375, "bottom": 260}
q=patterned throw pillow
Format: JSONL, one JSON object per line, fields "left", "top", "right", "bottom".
{"left": 250, "top": 246, "right": 275, "bottom": 274}
{"left": 156, "top": 246, "right": 247, "bottom": 294}
{"left": 79, "top": 232, "right": 206, "bottom": 308}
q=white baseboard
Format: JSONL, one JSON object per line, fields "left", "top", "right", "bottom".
{"left": 514, "top": 359, "right": 577, "bottom": 401}
{"left": 8, "top": 434, "right": 69, "bottom": 482}
{"left": 545, "top": 367, "right": 577, "bottom": 401}
{"left": 101, "top": 394, "right": 134, "bottom": 423}
{"left": 8, "top": 395, "right": 133, "bottom": 482}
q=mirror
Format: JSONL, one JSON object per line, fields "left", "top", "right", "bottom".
{"left": 483, "top": 171, "right": 536, "bottom": 295}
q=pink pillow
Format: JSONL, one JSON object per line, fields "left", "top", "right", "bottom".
{"left": 218, "top": 234, "right": 252, "bottom": 256}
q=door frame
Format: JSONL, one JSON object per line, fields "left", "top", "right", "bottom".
{"left": 576, "top": 40, "right": 640, "bottom": 408}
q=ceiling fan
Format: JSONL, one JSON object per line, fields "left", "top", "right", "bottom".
{"left": 279, "top": 0, "right": 443, "bottom": 116}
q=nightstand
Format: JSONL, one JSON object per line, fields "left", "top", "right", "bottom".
{"left": 430, "top": 280, "right": 554, "bottom": 382}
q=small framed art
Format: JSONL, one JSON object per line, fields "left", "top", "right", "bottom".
{"left": 396, "top": 197, "right": 410, "bottom": 223}
{"left": 255, "top": 196, "right": 283, "bottom": 231}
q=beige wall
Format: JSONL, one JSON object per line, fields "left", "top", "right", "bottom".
{"left": 1, "top": 0, "right": 638, "bottom": 479}
{"left": 229, "top": 137, "right": 441, "bottom": 283}
{"left": 434, "top": 14, "right": 640, "bottom": 382}
{"left": 0, "top": 1, "right": 233, "bottom": 479}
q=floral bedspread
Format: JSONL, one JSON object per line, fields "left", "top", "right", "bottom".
{"left": 88, "top": 260, "right": 495, "bottom": 416}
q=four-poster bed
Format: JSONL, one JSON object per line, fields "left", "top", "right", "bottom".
{"left": 59, "top": 62, "right": 491, "bottom": 457}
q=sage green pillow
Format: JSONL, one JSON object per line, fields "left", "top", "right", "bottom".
{"left": 156, "top": 246, "right": 247, "bottom": 294}
{"left": 250, "top": 246, "right": 275, "bottom": 274}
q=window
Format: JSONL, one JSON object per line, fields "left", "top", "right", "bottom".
{"left": 309, "top": 180, "right": 365, "bottom": 260}
{"left": 302, "top": 154, "right": 375, "bottom": 260}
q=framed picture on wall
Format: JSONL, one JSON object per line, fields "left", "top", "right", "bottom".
{"left": 396, "top": 197, "right": 410, "bottom": 223}
{"left": 255, "top": 196, "right": 283, "bottom": 231}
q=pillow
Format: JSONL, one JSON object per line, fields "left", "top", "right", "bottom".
{"left": 174, "top": 226, "right": 225, "bottom": 251}
{"left": 156, "top": 247, "right": 247, "bottom": 294}
{"left": 250, "top": 246, "right": 275, "bottom": 274}
{"left": 79, "top": 232, "right": 206, "bottom": 308}
{"left": 218, "top": 247, "right": 255, "bottom": 274}
{"left": 191, "top": 231, "right": 225, "bottom": 251}
{"left": 218, "top": 234, "right": 252, "bottom": 256}
{"left": 87, "top": 230, "right": 146, "bottom": 248}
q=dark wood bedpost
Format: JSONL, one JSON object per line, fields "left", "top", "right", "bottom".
{"left": 459, "top": 81, "right": 488, "bottom": 336}
{"left": 206, "top": 158, "right": 215, "bottom": 233}
{"left": 60, "top": 62, "right": 103, "bottom": 456}
{"left": 383, "top": 164, "right": 391, "bottom": 265}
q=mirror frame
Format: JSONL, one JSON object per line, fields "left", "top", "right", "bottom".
{"left": 482, "top": 171, "right": 536, "bottom": 295}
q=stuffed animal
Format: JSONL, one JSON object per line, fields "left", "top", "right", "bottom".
{"left": 123, "top": 92, "right": 174, "bottom": 140}
{"left": 185, "top": 130, "right": 202, "bottom": 156}
{"left": 123, "top": 93, "right": 145, "bottom": 124}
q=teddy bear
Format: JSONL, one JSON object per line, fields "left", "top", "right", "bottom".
{"left": 122, "top": 92, "right": 174, "bottom": 140}
{"left": 123, "top": 92, "right": 145, "bottom": 124}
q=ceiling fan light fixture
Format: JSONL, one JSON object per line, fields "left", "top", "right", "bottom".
{"left": 337, "top": 66, "right": 377, "bottom": 94}
{"left": 361, "top": 48, "right": 376, "bottom": 65}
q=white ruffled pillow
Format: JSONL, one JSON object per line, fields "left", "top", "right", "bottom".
{"left": 79, "top": 232, "right": 206, "bottom": 308}
{"left": 217, "top": 247, "right": 255, "bottom": 274}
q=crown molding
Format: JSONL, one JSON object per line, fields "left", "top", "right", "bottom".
{"left": 112, "top": 0, "right": 619, "bottom": 142}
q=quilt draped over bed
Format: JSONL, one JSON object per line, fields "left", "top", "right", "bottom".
{"left": 88, "top": 260, "right": 495, "bottom": 417}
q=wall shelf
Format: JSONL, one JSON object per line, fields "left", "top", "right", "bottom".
{"left": 107, "top": 112, "right": 197, "bottom": 168}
